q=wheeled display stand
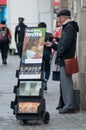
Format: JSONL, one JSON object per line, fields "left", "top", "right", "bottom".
{"left": 10, "top": 27, "right": 50, "bottom": 124}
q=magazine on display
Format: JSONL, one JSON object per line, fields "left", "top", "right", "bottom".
{"left": 18, "top": 102, "right": 40, "bottom": 113}
{"left": 22, "top": 27, "right": 46, "bottom": 64}
{"left": 19, "top": 81, "right": 42, "bottom": 96}
{"left": 19, "top": 64, "right": 42, "bottom": 79}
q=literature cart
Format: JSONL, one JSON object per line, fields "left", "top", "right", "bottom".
{"left": 10, "top": 27, "right": 50, "bottom": 124}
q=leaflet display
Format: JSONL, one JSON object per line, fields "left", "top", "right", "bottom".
{"left": 19, "top": 81, "right": 42, "bottom": 96}
{"left": 10, "top": 27, "right": 50, "bottom": 124}
{"left": 18, "top": 102, "right": 40, "bottom": 113}
{"left": 19, "top": 63, "right": 42, "bottom": 79}
{"left": 22, "top": 27, "right": 46, "bottom": 64}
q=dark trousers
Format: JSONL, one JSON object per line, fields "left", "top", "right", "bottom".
{"left": 16, "top": 42, "right": 23, "bottom": 58}
{"left": 58, "top": 83, "right": 64, "bottom": 107}
{"left": 0, "top": 43, "right": 9, "bottom": 61}
{"left": 44, "top": 61, "right": 51, "bottom": 80}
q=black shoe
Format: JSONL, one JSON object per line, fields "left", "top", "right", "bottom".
{"left": 43, "top": 80, "right": 47, "bottom": 90}
{"left": 56, "top": 105, "right": 63, "bottom": 110}
{"left": 2, "top": 60, "right": 7, "bottom": 65}
{"left": 44, "top": 86, "right": 47, "bottom": 90}
{"left": 59, "top": 108, "right": 75, "bottom": 114}
{"left": 4, "top": 61, "right": 7, "bottom": 65}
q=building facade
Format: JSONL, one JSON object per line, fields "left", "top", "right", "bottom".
{"left": 62, "top": 0, "right": 86, "bottom": 110}
{"left": 7, "top": 0, "right": 53, "bottom": 50}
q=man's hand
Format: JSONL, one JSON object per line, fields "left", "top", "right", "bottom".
{"left": 44, "top": 42, "right": 52, "bottom": 47}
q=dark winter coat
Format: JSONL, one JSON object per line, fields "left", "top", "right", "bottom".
{"left": 15, "top": 23, "right": 27, "bottom": 43}
{"left": 54, "top": 20, "right": 79, "bottom": 66}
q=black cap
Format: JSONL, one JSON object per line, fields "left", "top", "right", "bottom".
{"left": 57, "top": 9, "right": 71, "bottom": 17}
{"left": 1, "top": 20, "right": 6, "bottom": 24}
{"left": 18, "top": 17, "right": 24, "bottom": 21}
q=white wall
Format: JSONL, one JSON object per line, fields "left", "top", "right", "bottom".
{"left": 7, "top": 0, "right": 53, "bottom": 50}
{"left": 38, "top": 0, "right": 53, "bottom": 32}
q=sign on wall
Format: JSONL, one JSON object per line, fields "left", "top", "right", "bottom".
{"left": 0, "top": 0, "right": 6, "bottom": 5}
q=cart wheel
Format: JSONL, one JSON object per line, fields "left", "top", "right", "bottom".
{"left": 42, "top": 111, "right": 50, "bottom": 124}
{"left": 20, "top": 120, "right": 28, "bottom": 125}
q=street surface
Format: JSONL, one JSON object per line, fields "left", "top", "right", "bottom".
{"left": 0, "top": 54, "right": 86, "bottom": 130}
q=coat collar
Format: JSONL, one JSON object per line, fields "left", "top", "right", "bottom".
{"left": 63, "top": 19, "right": 72, "bottom": 25}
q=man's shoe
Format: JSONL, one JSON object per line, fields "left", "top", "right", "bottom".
{"left": 56, "top": 105, "right": 63, "bottom": 110}
{"left": 4, "top": 61, "right": 7, "bottom": 65}
{"left": 44, "top": 86, "right": 47, "bottom": 90}
{"left": 59, "top": 108, "right": 75, "bottom": 114}
{"left": 2, "top": 60, "right": 7, "bottom": 65}
{"left": 43, "top": 80, "right": 47, "bottom": 91}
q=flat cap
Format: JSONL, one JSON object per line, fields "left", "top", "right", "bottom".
{"left": 57, "top": 9, "right": 71, "bottom": 17}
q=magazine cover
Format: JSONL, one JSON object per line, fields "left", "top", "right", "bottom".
{"left": 22, "top": 27, "right": 46, "bottom": 64}
{"left": 18, "top": 102, "right": 40, "bottom": 113}
{"left": 19, "top": 64, "right": 41, "bottom": 79}
{"left": 19, "top": 81, "right": 42, "bottom": 96}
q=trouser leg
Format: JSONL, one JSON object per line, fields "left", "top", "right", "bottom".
{"left": 43, "top": 61, "right": 50, "bottom": 90}
{"left": 1, "top": 46, "right": 4, "bottom": 61}
{"left": 60, "top": 66, "right": 74, "bottom": 109}
{"left": 44, "top": 61, "right": 50, "bottom": 80}
{"left": 1, "top": 43, "right": 9, "bottom": 64}
{"left": 3, "top": 45, "right": 9, "bottom": 60}
{"left": 58, "top": 83, "right": 64, "bottom": 107}
{"left": 16, "top": 43, "right": 23, "bottom": 58}
{"left": 1, "top": 44, "right": 9, "bottom": 60}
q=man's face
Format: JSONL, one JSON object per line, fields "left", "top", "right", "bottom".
{"left": 18, "top": 18, "right": 23, "bottom": 23}
{"left": 58, "top": 15, "right": 67, "bottom": 24}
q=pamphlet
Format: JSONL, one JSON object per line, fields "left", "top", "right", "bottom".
{"left": 19, "top": 64, "right": 42, "bottom": 79}
{"left": 22, "top": 27, "right": 46, "bottom": 64}
{"left": 18, "top": 102, "right": 40, "bottom": 113}
{"left": 19, "top": 81, "right": 42, "bottom": 96}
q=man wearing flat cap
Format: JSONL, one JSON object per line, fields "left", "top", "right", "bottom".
{"left": 53, "top": 9, "right": 79, "bottom": 114}
{"left": 14, "top": 17, "right": 27, "bottom": 58}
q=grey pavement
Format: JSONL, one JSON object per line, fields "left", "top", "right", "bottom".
{"left": 0, "top": 53, "right": 86, "bottom": 130}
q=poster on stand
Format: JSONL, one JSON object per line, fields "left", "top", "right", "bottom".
{"left": 18, "top": 102, "right": 40, "bottom": 113}
{"left": 19, "top": 81, "right": 42, "bottom": 96}
{"left": 22, "top": 27, "right": 46, "bottom": 64}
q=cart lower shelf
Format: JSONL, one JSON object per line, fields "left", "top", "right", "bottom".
{"left": 16, "top": 111, "right": 50, "bottom": 124}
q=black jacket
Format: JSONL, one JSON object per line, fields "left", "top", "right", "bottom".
{"left": 55, "top": 21, "right": 79, "bottom": 66}
{"left": 15, "top": 23, "right": 27, "bottom": 43}
{"left": 43, "top": 32, "right": 53, "bottom": 62}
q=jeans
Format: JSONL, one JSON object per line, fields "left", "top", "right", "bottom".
{"left": 0, "top": 42, "right": 9, "bottom": 61}
{"left": 44, "top": 61, "right": 51, "bottom": 80}
{"left": 16, "top": 42, "right": 23, "bottom": 58}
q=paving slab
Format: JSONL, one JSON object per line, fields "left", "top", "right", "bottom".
{"left": 0, "top": 54, "right": 86, "bottom": 130}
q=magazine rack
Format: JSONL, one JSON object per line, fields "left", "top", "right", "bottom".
{"left": 10, "top": 27, "right": 50, "bottom": 124}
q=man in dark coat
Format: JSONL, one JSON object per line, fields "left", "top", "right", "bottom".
{"left": 53, "top": 9, "right": 79, "bottom": 114}
{"left": 14, "top": 17, "right": 27, "bottom": 58}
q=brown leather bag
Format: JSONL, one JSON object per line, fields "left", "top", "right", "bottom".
{"left": 64, "top": 57, "right": 79, "bottom": 75}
